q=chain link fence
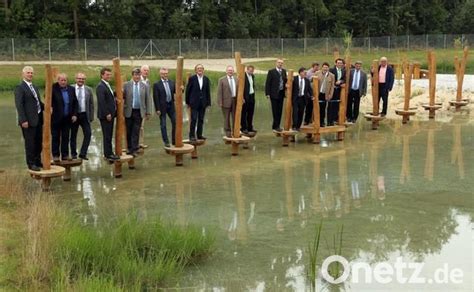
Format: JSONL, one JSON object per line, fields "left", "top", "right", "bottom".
{"left": 0, "top": 34, "right": 471, "bottom": 61}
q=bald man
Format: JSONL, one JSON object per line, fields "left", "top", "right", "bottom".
{"left": 377, "top": 57, "right": 394, "bottom": 116}
{"left": 71, "top": 72, "right": 94, "bottom": 160}
{"left": 51, "top": 73, "right": 78, "bottom": 161}
{"left": 14, "top": 66, "right": 44, "bottom": 171}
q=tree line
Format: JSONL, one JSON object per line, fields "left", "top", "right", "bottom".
{"left": 0, "top": 0, "right": 472, "bottom": 39}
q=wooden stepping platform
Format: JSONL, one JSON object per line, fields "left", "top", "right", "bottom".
{"left": 395, "top": 109, "right": 417, "bottom": 124}
{"left": 223, "top": 136, "right": 251, "bottom": 156}
{"left": 449, "top": 99, "right": 469, "bottom": 107}
{"left": 28, "top": 165, "right": 65, "bottom": 191}
{"left": 51, "top": 158, "right": 82, "bottom": 181}
{"left": 164, "top": 143, "right": 194, "bottom": 166}
{"left": 183, "top": 139, "right": 206, "bottom": 159}
{"left": 299, "top": 124, "right": 346, "bottom": 144}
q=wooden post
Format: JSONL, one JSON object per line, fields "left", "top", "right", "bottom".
{"left": 185, "top": 71, "right": 191, "bottom": 120}
{"left": 113, "top": 58, "right": 125, "bottom": 178}
{"left": 370, "top": 60, "right": 380, "bottom": 130}
{"left": 428, "top": 51, "right": 436, "bottom": 118}
{"left": 401, "top": 62, "right": 413, "bottom": 124}
{"left": 412, "top": 62, "right": 421, "bottom": 79}
{"left": 311, "top": 77, "right": 320, "bottom": 143}
{"left": 337, "top": 56, "right": 351, "bottom": 140}
{"left": 175, "top": 57, "right": 184, "bottom": 148}
{"left": 394, "top": 63, "right": 402, "bottom": 80}
{"left": 233, "top": 55, "right": 244, "bottom": 139}
{"left": 282, "top": 70, "right": 294, "bottom": 146}
{"left": 454, "top": 47, "right": 469, "bottom": 111}
{"left": 42, "top": 65, "right": 53, "bottom": 171}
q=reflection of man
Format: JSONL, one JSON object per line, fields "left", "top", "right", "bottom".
{"left": 51, "top": 73, "right": 78, "bottom": 161}
{"left": 153, "top": 67, "right": 176, "bottom": 147}
{"left": 96, "top": 67, "right": 119, "bottom": 161}
{"left": 71, "top": 72, "right": 94, "bottom": 160}
{"left": 123, "top": 68, "right": 151, "bottom": 156}
{"left": 185, "top": 64, "right": 211, "bottom": 141}
{"left": 241, "top": 65, "right": 256, "bottom": 134}
{"left": 292, "top": 67, "right": 312, "bottom": 130}
{"left": 265, "top": 59, "right": 287, "bottom": 132}
{"left": 217, "top": 65, "right": 238, "bottom": 137}
{"left": 377, "top": 57, "right": 395, "bottom": 117}
{"left": 347, "top": 61, "right": 367, "bottom": 123}
{"left": 314, "top": 63, "right": 335, "bottom": 127}
{"left": 15, "top": 66, "right": 44, "bottom": 171}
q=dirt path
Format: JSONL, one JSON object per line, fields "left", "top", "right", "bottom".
{"left": 0, "top": 58, "right": 275, "bottom": 73}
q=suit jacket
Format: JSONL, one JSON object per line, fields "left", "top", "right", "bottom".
{"left": 185, "top": 74, "right": 211, "bottom": 108}
{"left": 329, "top": 66, "right": 346, "bottom": 88}
{"left": 14, "top": 81, "right": 44, "bottom": 127}
{"left": 314, "top": 71, "right": 335, "bottom": 100}
{"left": 378, "top": 65, "right": 395, "bottom": 91}
{"left": 265, "top": 68, "right": 287, "bottom": 99}
{"left": 292, "top": 76, "right": 313, "bottom": 101}
{"left": 96, "top": 80, "right": 116, "bottom": 120}
{"left": 153, "top": 79, "right": 176, "bottom": 114}
{"left": 51, "top": 83, "right": 78, "bottom": 125}
{"left": 348, "top": 69, "right": 368, "bottom": 97}
{"left": 123, "top": 80, "right": 151, "bottom": 119}
{"left": 217, "top": 75, "right": 238, "bottom": 108}
{"left": 244, "top": 73, "right": 255, "bottom": 103}
{"left": 74, "top": 84, "right": 95, "bottom": 122}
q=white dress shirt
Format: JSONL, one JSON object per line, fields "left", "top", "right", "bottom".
{"left": 75, "top": 84, "right": 86, "bottom": 113}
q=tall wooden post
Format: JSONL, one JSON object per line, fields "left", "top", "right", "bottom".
{"left": 364, "top": 60, "right": 384, "bottom": 130}
{"left": 42, "top": 65, "right": 53, "bottom": 171}
{"left": 233, "top": 56, "right": 245, "bottom": 139}
{"left": 451, "top": 47, "right": 469, "bottom": 111}
{"left": 175, "top": 57, "right": 184, "bottom": 148}
{"left": 423, "top": 50, "right": 441, "bottom": 118}
{"left": 311, "top": 77, "right": 320, "bottom": 143}
{"left": 113, "top": 58, "right": 126, "bottom": 177}
{"left": 280, "top": 70, "right": 294, "bottom": 146}
{"left": 337, "top": 56, "right": 351, "bottom": 139}
{"left": 396, "top": 62, "right": 415, "bottom": 124}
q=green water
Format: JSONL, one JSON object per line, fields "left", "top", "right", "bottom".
{"left": 1, "top": 91, "right": 472, "bottom": 291}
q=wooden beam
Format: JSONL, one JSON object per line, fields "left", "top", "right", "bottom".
{"left": 283, "top": 70, "right": 294, "bottom": 131}
{"left": 175, "top": 56, "right": 184, "bottom": 147}
{"left": 42, "top": 65, "right": 53, "bottom": 170}
{"left": 113, "top": 58, "right": 125, "bottom": 177}
{"left": 233, "top": 52, "right": 245, "bottom": 138}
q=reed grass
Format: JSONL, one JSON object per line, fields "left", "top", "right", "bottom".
{"left": 307, "top": 221, "right": 323, "bottom": 291}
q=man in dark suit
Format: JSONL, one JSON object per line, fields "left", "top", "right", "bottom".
{"left": 377, "top": 57, "right": 395, "bottom": 116}
{"left": 328, "top": 58, "right": 346, "bottom": 125}
{"left": 124, "top": 68, "right": 151, "bottom": 155}
{"left": 265, "top": 59, "right": 287, "bottom": 132}
{"left": 153, "top": 67, "right": 176, "bottom": 147}
{"left": 304, "top": 62, "right": 319, "bottom": 125}
{"left": 14, "top": 66, "right": 44, "bottom": 171}
{"left": 51, "top": 73, "right": 78, "bottom": 161}
{"left": 292, "top": 67, "right": 313, "bottom": 130}
{"left": 347, "top": 61, "right": 367, "bottom": 123}
{"left": 185, "top": 64, "right": 211, "bottom": 141}
{"left": 241, "top": 65, "right": 256, "bottom": 134}
{"left": 96, "top": 67, "right": 119, "bottom": 161}
{"left": 71, "top": 72, "right": 94, "bottom": 160}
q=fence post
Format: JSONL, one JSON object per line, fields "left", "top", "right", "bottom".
{"left": 117, "top": 39, "right": 120, "bottom": 58}
{"left": 368, "top": 36, "right": 371, "bottom": 53}
{"left": 48, "top": 38, "right": 52, "bottom": 61}
{"left": 206, "top": 39, "right": 209, "bottom": 60}
{"left": 84, "top": 39, "right": 87, "bottom": 61}
{"left": 231, "top": 39, "right": 234, "bottom": 58}
{"left": 443, "top": 34, "right": 447, "bottom": 49}
{"left": 407, "top": 35, "right": 409, "bottom": 50}
{"left": 281, "top": 38, "right": 284, "bottom": 57}
{"left": 304, "top": 37, "right": 307, "bottom": 56}
{"left": 179, "top": 39, "right": 182, "bottom": 56}
{"left": 150, "top": 39, "right": 153, "bottom": 58}
{"left": 11, "top": 38, "right": 15, "bottom": 61}
{"left": 388, "top": 36, "right": 391, "bottom": 52}
{"left": 256, "top": 39, "right": 259, "bottom": 58}
{"left": 326, "top": 37, "right": 329, "bottom": 55}
{"left": 461, "top": 34, "right": 465, "bottom": 47}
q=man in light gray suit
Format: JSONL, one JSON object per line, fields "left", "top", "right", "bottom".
{"left": 139, "top": 64, "right": 151, "bottom": 147}
{"left": 123, "top": 68, "right": 151, "bottom": 156}
{"left": 217, "top": 65, "right": 238, "bottom": 137}
{"left": 347, "top": 61, "right": 367, "bottom": 123}
{"left": 71, "top": 72, "right": 94, "bottom": 160}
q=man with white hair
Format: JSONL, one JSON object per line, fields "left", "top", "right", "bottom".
{"left": 217, "top": 65, "right": 238, "bottom": 137}
{"left": 377, "top": 57, "right": 394, "bottom": 116}
{"left": 139, "top": 64, "right": 151, "bottom": 147}
{"left": 14, "top": 66, "right": 44, "bottom": 171}
{"left": 153, "top": 67, "right": 176, "bottom": 147}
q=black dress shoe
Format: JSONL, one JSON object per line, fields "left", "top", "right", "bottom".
{"left": 71, "top": 155, "right": 78, "bottom": 160}
{"left": 28, "top": 165, "right": 41, "bottom": 171}
{"left": 190, "top": 137, "right": 197, "bottom": 142}
{"left": 79, "top": 154, "right": 89, "bottom": 160}
{"left": 164, "top": 143, "right": 171, "bottom": 147}
{"left": 197, "top": 136, "right": 207, "bottom": 140}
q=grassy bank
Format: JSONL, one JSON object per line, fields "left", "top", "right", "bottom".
{"left": 248, "top": 49, "right": 472, "bottom": 74}
{"left": 0, "top": 172, "right": 214, "bottom": 290}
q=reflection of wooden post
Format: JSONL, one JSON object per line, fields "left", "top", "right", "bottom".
{"left": 451, "top": 125, "right": 465, "bottom": 179}
{"left": 423, "top": 51, "right": 441, "bottom": 118}
{"left": 311, "top": 77, "right": 320, "bottom": 143}
{"left": 424, "top": 128, "right": 435, "bottom": 181}
{"left": 369, "top": 145, "right": 378, "bottom": 198}
{"left": 282, "top": 70, "right": 294, "bottom": 146}
{"left": 175, "top": 57, "right": 184, "bottom": 148}
{"left": 450, "top": 47, "right": 469, "bottom": 111}
{"left": 400, "top": 135, "right": 410, "bottom": 184}
{"left": 284, "top": 162, "right": 295, "bottom": 221}
{"left": 395, "top": 62, "right": 416, "bottom": 124}
{"left": 165, "top": 57, "right": 194, "bottom": 165}
{"left": 113, "top": 58, "right": 126, "bottom": 177}
{"left": 233, "top": 171, "right": 248, "bottom": 241}
{"left": 312, "top": 157, "right": 321, "bottom": 213}
{"left": 338, "top": 152, "right": 349, "bottom": 214}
